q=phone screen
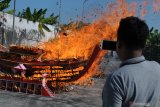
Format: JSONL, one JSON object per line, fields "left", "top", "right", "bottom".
{"left": 100, "top": 40, "right": 116, "bottom": 51}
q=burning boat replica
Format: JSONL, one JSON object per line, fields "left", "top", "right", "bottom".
{"left": 0, "top": 44, "right": 100, "bottom": 97}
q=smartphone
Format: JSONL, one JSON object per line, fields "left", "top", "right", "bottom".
{"left": 100, "top": 40, "right": 116, "bottom": 51}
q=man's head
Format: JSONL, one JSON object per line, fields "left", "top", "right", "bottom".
{"left": 116, "top": 16, "right": 149, "bottom": 61}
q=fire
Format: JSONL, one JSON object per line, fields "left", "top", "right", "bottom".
{"left": 37, "top": 0, "right": 158, "bottom": 86}
{"left": 153, "top": 0, "right": 160, "bottom": 12}
{"left": 40, "top": 0, "right": 138, "bottom": 60}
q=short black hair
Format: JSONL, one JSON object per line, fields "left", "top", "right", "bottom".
{"left": 117, "top": 16, "right": 149, "bottom": 50}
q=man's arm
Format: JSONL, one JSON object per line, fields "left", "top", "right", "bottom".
{"left": 102, "top": 74, "right": 125, "bottom": 107}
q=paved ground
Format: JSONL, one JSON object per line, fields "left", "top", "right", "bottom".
{"left": 0, "top": 78, "right": 105, "bottom": 107}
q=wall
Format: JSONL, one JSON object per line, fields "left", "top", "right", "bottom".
{"left": 0, "top": 12, "right": 58, "bottom": 46}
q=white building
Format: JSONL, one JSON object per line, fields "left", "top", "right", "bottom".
{"left": 0, "top": 12, "right": 57, "bottom": 46}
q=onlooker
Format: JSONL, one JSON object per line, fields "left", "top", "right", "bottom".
{"left": 102, "top": 16, "right": 160, "bottom": 107}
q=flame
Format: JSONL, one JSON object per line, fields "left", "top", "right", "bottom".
{"left": 153, "top": 0, "right": 160, "bottom": 12}
{"left": 36, "top": 0, "right": 158, "bottom": 86}
{"left": 40, "top": 0, "right": 137, "bottom": 60}
{"left": 140, "top": 1, "right": 148, "bottom": 18}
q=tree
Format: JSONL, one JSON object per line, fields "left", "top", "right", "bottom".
{"left": 146, "top": 27, "right": 160, "bottom": 46}
{"left": 144, "top": 27, "right": 160, "bottom": 63}
{"left": 0, "top": 0, "right": 11, "bottom": 11}
{"left": 17, "top": 7, "right": 59, "bottom": 35}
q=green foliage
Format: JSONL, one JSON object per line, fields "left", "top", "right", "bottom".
{"left": 38, "top": 22, "right": 44, "bottom": 35}
{"left": 146, "top": 27, "right": 160, "bottom": 46}
{"left": 41, "top": 23, "right": 51, "bottom": 32}
{"left": 144, "top": 27, "right": 160, "bottom": 63}
{"left": 17, "top": 7, "right": 58, "bottom": 35}
{"left": 0, "top": 0, "right": 11, "bottom": 11}
{"left": 41, "top": 14, "right": 58, "bottom": 25}
{"left": 25, "top": 7, "right": 32, "bottom": 21}
{"left": 6, "top": 9, "right": 15, "bottom": 14}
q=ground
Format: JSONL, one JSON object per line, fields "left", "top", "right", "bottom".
{"left": 0, "top": 57, "right": 120, "bottom": 107}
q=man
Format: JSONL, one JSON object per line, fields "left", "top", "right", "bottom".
{"left": 102, "top": 16, "right": 160, "bottom": 107}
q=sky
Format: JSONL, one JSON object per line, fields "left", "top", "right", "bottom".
{"left": 6, "top": 0, "right": 160, "bottom": 29}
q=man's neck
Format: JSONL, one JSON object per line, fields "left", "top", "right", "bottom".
{"left": 122, "top": 50, "right": 142, "bottom": 61}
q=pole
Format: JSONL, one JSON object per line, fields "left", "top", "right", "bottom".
{"left": 55, "top": 0, "right": 61, "bottom": 38}
{"left": 1, "top": 11, "right": 5, "bottom": 45}
{"left": 82, "top": 1, "right": 85, "bottom": 22}
{"left": 12, "top": 0, "right": 16, "bottom": 44}
{"left": 82, "top": 0, "right": 88, "bottom": 22}
{"left": 58, "top": 0, "right": 61, "bottom": 28}
{"left": 58, "top": 0, "right": 61, "bottom": 33}
{"left": 2, "top": 27, "right": 4, "bottom": 45}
